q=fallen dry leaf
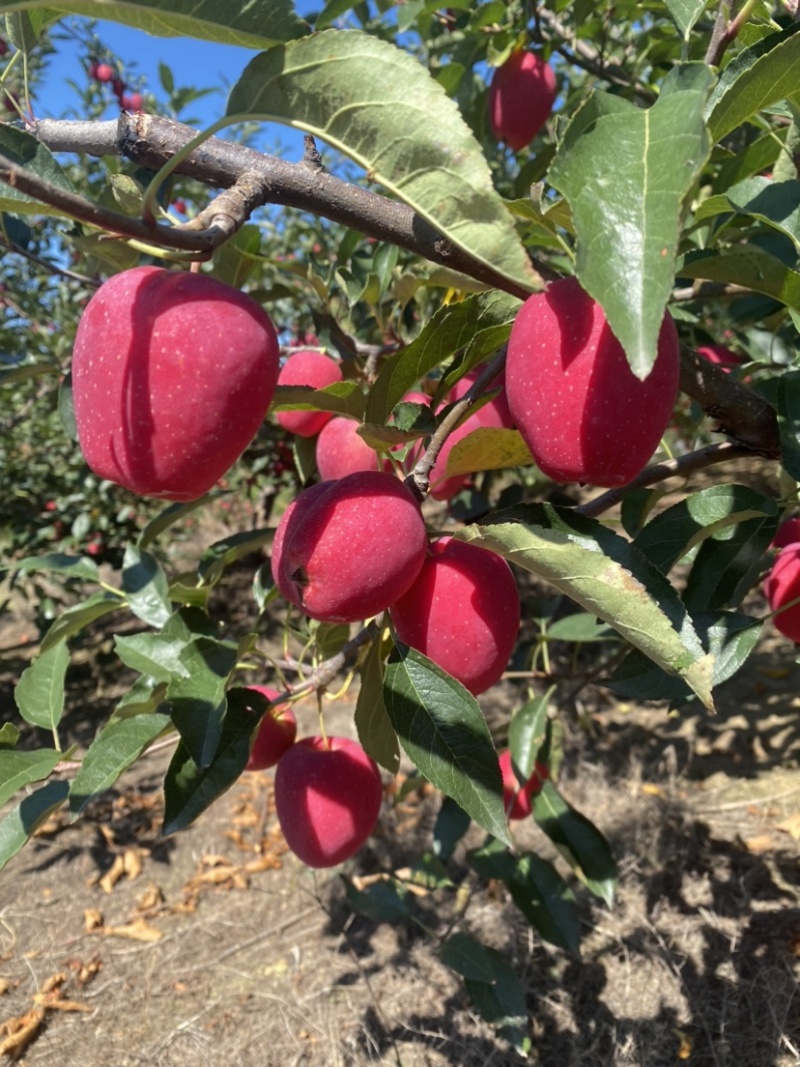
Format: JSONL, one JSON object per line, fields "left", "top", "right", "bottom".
{"left": 122, "top": 848, "right": 144, "bottom": 880}
{"left": 0, "top": 979, "right": 14, "bottom": 997}
{"left": 742, "top": 834, "right": 774, "bottom": 854}
{"left": 135, "top": 884, "right": 165, "bottom": 913}
{"left": 0, "top": 1005, "right": 45, "bottom": 1058}
{"left": 776, "top": 812, "right": 800, "bottom": 840}
{"left": 83, "top": 909, "right": 103, "bottom": 932}
{"left": 102, "top": 918, "right": 162, "bottom": 943}
{"left": 98, "top": 854, "right": 127, "bottom": 894}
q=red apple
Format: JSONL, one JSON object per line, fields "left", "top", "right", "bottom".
{"left": 765, "top": 543, "right": 800, "bottom": 643}
{"left": 506, "top": 277, "right": 680, "bottom": 488}
{"left": 244, "top": 686, "right": 297, "bottom": 770}
{"left": 274, "top": 736, "right": 383, "bottom": 868}
{"left": 71, "top": 266, "right": 280, "bottom": 501}
{"left": 94, "top": 62, "right": 114, "bottom": 83}
{"left": 271, "top": 470, "right": 427, "bottom": 623}
{"left": 122, "top": 91, "right": 144, "bottom": 112}
{"left": 499, "top": 749, "right": 549, "bottom": 820}
{"left": 429, "top": 369, "right": 515, "bottom": 500}
{"left": 773, "top": 518, "right": 800, "bottom": 551}
{"left": 275, "top": 349, "right": 342, "bottom": 437}
{"left": 389, "top": 536, "right": 520, "bottom": 695}
{"left": 315, "top": 416, "right": 389, "bottom": 480}
{"left": 489, "top": 49, "right": 557, "bottom": 151}
{"left": 697, "top": 344, "right": 744, "bottom": 372}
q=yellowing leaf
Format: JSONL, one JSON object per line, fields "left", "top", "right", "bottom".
{"left": 445, "top": 427, "right": 534, "bottom": 478}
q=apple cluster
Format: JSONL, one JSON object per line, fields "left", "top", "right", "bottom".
{"left": 89, "top": 58, "right": 144, "bottom": 111}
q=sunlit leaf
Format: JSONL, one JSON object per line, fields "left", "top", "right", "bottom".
{"left": 14, "top": 641, "right": 69, "bottom": 732}
{"left": 227, "top": 31, "right": 540, "bottom": 295}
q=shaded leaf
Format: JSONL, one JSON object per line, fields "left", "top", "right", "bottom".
{"left": 0, "top": 0, "right": 310, "bottom": 49}
{"left": 342, "top": 876, "right": 410, "bottom": 923}
{"left": 0, "top": 125, "right": 76, "bottom": 216}
{"left": 167, "top": 636, "right": 239, "bottom": 769}
{"left": 12, "top": 553, "right": 100, "bottom": 582}
{"left": 122, "top": 545, "right": 172, "bottom": 628}
{"left": 0, "top": 780, "right": 69, "bottom": 873}
{"left": 366, "top": 290, "right": 520, "bottom": 424}
{"left": 271, "top": 380, "right": 366, "bottom": 420}
{"left": 706, "top": 22, "right": 800, "bottom": 141}
{"left": 445, "top": 427, "right": 533, "bottom": 477}
{"left": 197, "top": 527, "right": 273, "bottom": 587}
{"left": 162, "top": 689, "right": 257, "bottom": 836}
{"left": 40, "top": 592, "right": 122, "bottom": 652}
{"left": 355, "top": 636, "right": 400, "bottom": 774}
{"left": 508, "top": 689, "right": 551, "bottom": 781}
{"left": 532, "top": 781, "right": 617, "bottom": 904}
{"left": 777, "top": 371, "right": 800, "bottom": 482}
{"left": 726, "top": 176, "right": 800, "bottom": 253}
{"left": 384, "top": 644, "right": 510, "bottom": 846}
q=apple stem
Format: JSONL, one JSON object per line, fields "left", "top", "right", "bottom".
{"left": 316, "top": 691, "right": 329, "bottom": 750}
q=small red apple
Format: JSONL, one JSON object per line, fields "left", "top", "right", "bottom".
{"left": 499, "top": 749, "right": 549, "bottom": 820}
{"left": 773, "top": 518, "right": 800, "bottom": 551}
{"left": 489, "top": 49, "right": 557, "bottom": 151}
{"left": 315, "top": 416, "right": 389, "bottom": 480}
{"left": 765, "top": 543, "right": 800, "bottom": 643}
{"left": 122, "top": 91, "right": 144, "bottom": 112}
{"left": 506, "top": 277, "right": 679, "bottom": 488}
{"left": 71, "top": 266, "right": 280, "bottom": 501}
{"left": 275, "top": 349, "right": 342, "bottom": 438}
{"left": 697, "top": 344, "right": 744, "bottom": 372}
{"left": 274, "top": 736, "right": 383, "bottom": 867}
{"left": 243, "top": 686, "right": 297, "bottom": 771}
{"left": 94, "top": 62, "right": 114, "bottom": 83}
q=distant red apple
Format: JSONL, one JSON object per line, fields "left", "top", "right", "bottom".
{"left": 274, "top": 736, "right": 383, "bottom": 867}
{"left": 244, "top": 686, "right": 297, "bottom": 771}
{"left": 499, "top": 749, "right": 549, "bottom": 820}
{"left": 489, "top": 49, "right": 557, "bottom": 151}
{"left": 275, "top": 350, "right": 342, "bottom": 438}
{"left": 94, "top": 62, "right": 114, "bottom": 83}
{"left": 122, "top": 91, "right": 144, "bottom": 112}
{"left": 315, "top": 416, "right": 389, "bottom": 480}
{"left": 697, "top": 344, "right": 744, "bottom": 372}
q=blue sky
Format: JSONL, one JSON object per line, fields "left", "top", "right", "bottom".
{"left": 34, "top": 5, "right": 326, "bottom": 159}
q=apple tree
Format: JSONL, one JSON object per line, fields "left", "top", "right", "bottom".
{"left": 2, "top": 0, "right": 799, "bottom": 1049}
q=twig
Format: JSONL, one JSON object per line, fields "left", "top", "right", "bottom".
{"left": 0, "top": 235, "right": 100, "bottom": 287}
{"left": 577, "top": 441, "right": 758, "bottom": 517}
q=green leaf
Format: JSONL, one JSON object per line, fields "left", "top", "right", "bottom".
{"left": 549, "top": 64, "right": 712, "bottom": 378}
{"left": 679, "top": 246, "right": 800, "bottom": 314}
{"left": 342, "top": 876, "right": 410, "bottom": 923}
{"left": 162, "top": 688, "right": 256, "bottom": 836}
{"left": 14, "top": 641, "right": 69, "bottom": 731}
{"left": 469, "top": 839, "right": 580, "bottom": 954}
{"left": 40, "top": 592, "right": 122, "bottom": 652}
{"left": 455, "top": 942, "right": 530, "bottom": 1055}
{"left": 383, "top": 644, "right": 510, "bottom": 846}
{"left": 725, "top": 176, "right": 800, "bottom": 252}
{"left": 166, "top": 635, "right": 239, "bottom": 768}
{"left": 508, "top": 690, "right": 551, "bottom": 781}
{"left": 5, "top": 9, "right": 47, "bottom": 51}
{"left": 0, "top": 780, "right": 69, "bottom": 874}
{"left": 664, "top": 0, "right": 709, "bottom": 39}
{"left": 354, "top": 636, "right": 400, "bottom": 774}
{"left": 197, "top": 527, "right": 273, "bottom": 587}
{"left": 457, "top": 503, "right": 715, "bottom": 710}
{"left": 366, "top": 290, "right": 520, "bottom": 424}
{"left": 226, "top": 31, "right": 540, "bottom": 295}
{"left": 706, "top": 22, "right": 800, "bottom": 142}
{"left": 432, "top": 795, "right": 472, "bottom": 862}
{"left": 607, "top": 610, "right": 763, "bottom": 703}
{"left": 138, "top": 497, "right": 209, "bottom": 549}
{"left": 0, "top": 724, "right": 20, "bottom": 746}
{"left": 0, "top": 125, "right": 76, "bottom": 216}
{"left": 0, "top": 0, "right": 310, "bottom": 49}
{"left": 0, "top": 747, "right": 63, "bottom": 808}
{"left": 69, "top": 713, "right": 172, "bottom": 816}
{"left": 532, "top": 780, "right": 617, "bottom": 905}
{"left": 0, "top": 361, "right": 59, "bottom": 387}
{"left": 777, "top": 370, "right": 800, "bottom": 482}
{"left": 271, "top": 380, "right": 366, "bottom": 420}
{"left": 441, "top": 932, "right": 498, "bottom": 983}
{"left": 111, "top": 677, "right": 169, "bottom": 720}
{"left": 122, "top": 544, "right": 172, "bottom": 628}
{"left": 545, "top": 615, "right": 614, "bottom": 642}
{"left": 12, "top": 552, "right": 100, "bottom": 582}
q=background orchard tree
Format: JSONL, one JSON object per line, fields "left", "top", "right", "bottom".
{"left": 1, "top": 0, "right": 800, "bottom": 1055}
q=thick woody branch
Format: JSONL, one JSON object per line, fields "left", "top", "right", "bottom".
{"left": 30, "top": 113, "right": 540, "bottom": 299}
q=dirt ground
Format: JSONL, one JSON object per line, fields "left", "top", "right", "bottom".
{"left": 1, "top": 512, "right": 800, "bottom": 1067}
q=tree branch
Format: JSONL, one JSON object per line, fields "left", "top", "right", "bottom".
{"left": 30, "top": 113, "right": 544, "bottom": 299}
